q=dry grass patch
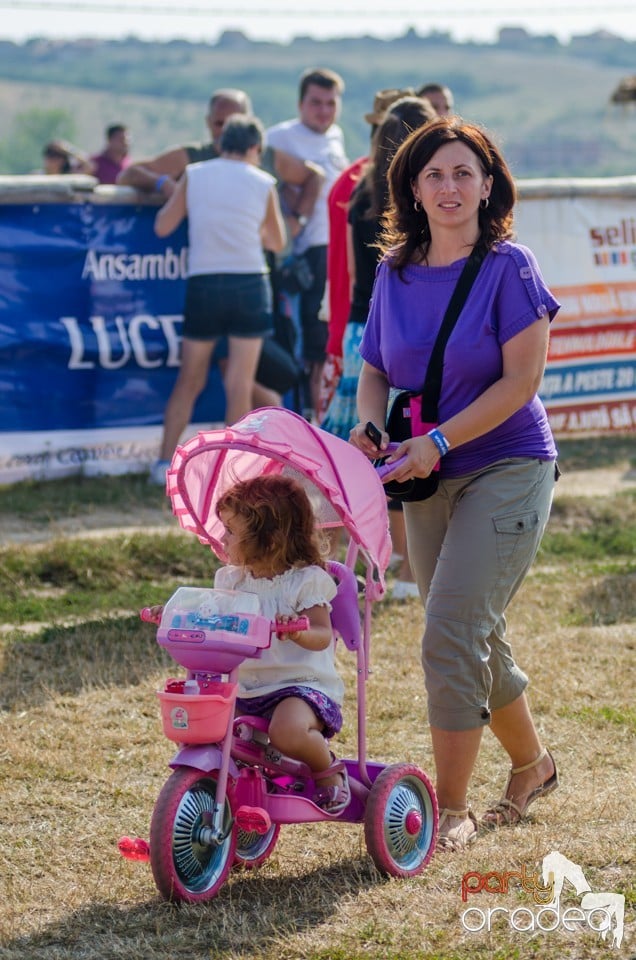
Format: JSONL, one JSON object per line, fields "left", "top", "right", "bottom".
{"left": 0, "top": 486, "right": 634, "bottom": 959}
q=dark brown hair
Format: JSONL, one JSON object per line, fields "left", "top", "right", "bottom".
{"left": 360, "top": 96, "right": 437, "bottom": 219}
{"left": 380, "top": 116, "right": 516, "bottom": 273}
{"left": 43, "top": 141, "right": 71, "bottom": 172}
{"left": 106, "top": 123, "right": 127, "bottom": 140}
{"left": 216, "top": 475, "right": 325, "bottom": 572}
{"left": 299, "top": 67, "right": 345, "bottom": 101}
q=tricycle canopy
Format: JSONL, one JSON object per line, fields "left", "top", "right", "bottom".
{"left": 166, "top": 408, "right": 392, "bottom": 592}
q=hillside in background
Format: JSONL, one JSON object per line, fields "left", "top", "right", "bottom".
{"left": 0, "top": 29, "right": 634, "bottom": 177}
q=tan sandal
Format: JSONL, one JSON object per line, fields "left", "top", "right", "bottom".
{"left": 437, "top": 807, "right": 478, "bottom": 851}
{"left": 481, "top": 748, "right": 559, "bottom": 829}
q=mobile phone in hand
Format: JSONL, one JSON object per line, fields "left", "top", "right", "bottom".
{"left": 364, "top": 421, "right": 383, "bottom": 447}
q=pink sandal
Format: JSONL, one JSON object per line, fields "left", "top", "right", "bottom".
{"left": 313, "top": 758, "right": 350, "bottom": 814}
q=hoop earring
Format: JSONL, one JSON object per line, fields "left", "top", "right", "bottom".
{"left": 413, "top": 198, "right": 422, "bottom": 212}
{"left": 480, "top": 197, "right": 490, "bottom": 210}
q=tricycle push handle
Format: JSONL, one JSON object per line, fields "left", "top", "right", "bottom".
{"left": 274, "top": 616, "right": 310, "bottom": 634}
{"left": 375, "top": 455, "right": 409, "bottom": 480}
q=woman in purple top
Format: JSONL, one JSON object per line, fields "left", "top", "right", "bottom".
{"left": 350, "top": 118, "right": 560, "bottom": 851}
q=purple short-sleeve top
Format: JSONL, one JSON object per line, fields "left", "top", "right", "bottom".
{"left": 359, "top": 241, "right": 560, "bottom": 477}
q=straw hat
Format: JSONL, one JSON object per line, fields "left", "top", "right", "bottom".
{"left": 364, "top": 87, "right": 415, "bottom": 124}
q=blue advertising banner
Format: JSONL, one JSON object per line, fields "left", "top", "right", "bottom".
{"left": 1, "top": 177, "right": 635, "bottom": 484}
{"left": 1, "top": 200, "right": 225, "bottom": 432}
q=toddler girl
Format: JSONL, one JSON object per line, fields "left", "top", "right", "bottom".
{"left": 149, "top": 474, "right": 349, "bottom": 813}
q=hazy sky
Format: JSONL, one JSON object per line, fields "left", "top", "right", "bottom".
{"left": 2, "top": 0, "right": 635, "bottom": 45}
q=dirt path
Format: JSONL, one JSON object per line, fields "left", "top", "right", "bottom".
{"left": 554, "top": 463, "right": 636, "bottom": 498}
{"left": 0, "top": 505, "right": 177, "bottom": 546}
{"left": 1, "top": 464, "right": 634, "bottom": 547}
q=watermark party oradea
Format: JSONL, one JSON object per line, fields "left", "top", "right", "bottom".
{"left": 459, "top": 850, "right": 625, "bottom": 949}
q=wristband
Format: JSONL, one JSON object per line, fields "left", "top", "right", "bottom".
{"left": 155, "top": 174, "right": 169, "bottom": 191}
{"left": 427, "top": 427, "right": 451, "bottom": 457}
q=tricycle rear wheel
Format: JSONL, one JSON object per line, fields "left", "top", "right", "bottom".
{"left": 364, "top": 763, "right": 438, "bottom": 877}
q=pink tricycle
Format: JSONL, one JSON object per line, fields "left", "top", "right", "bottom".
{"left": 120, "top": 407, "right": 438, "bottom": 902}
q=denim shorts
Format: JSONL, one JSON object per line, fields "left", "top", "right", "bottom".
{"left": 184, "top": 272, "right": 273, "bottom": 340}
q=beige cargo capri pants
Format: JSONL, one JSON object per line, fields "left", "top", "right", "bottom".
{"left": 404, "top": 457, "right": 556, "bottom": 733}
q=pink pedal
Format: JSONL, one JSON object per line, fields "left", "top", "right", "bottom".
{"left": 140, "top": 608, "right": 161, "bottom": 624}
{"left": 118, "top": 836, "right": 150, "bottom": 862}
{"left": 235, "top": 805, "right": 271, "bottom": 834}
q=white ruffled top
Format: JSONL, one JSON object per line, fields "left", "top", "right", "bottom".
{"left": 214, "top": 564, "right": 343, "bottom": 704}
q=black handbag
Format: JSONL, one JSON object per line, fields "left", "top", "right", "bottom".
{"left": 381, "top": 247, "right": 485, "bottom": 502}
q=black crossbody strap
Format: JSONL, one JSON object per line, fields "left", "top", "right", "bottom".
{"left": 419, "top": 246, "right": 485, "bottom": 422}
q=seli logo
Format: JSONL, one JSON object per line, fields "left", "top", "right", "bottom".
{"left": 461, "top": 850, "right": 625, "bottom": 948}
{"left": 589, "top": 218, "right": 636, "bottom": 268}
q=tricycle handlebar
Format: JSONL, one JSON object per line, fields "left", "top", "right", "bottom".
{"left": 274, "top": 616, "right": 310, "bottom": 634}
{"left": 140, "top": 608, "right": 309, "bottom": 635}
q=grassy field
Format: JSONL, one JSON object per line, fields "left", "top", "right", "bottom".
{"left": 0, "top": 437, "right": 634, "bottom": 959}
{"left": 0, "top": 79, "right": 207, "bottom": 168}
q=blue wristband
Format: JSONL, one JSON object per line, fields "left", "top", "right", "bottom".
{"left": 155, "top": 174, "right": 169, "bottom": 191}
{"left": 427, "top": 427, "right": 450, "bottom": 457}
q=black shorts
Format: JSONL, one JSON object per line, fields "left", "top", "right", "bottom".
{"left": 184, "top": 273, "right": 273, "bottom": 340}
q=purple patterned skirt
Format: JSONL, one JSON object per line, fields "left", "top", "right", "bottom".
{"left": 236, "top": 685, "right": 343, "bottom": 739}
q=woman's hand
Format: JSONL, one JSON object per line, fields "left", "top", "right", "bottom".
{"left": 354, "top": 361, "right": 390, "bottom": 456}
{"left": 349, "top": 421, "right": 388, "bottom": 459}
{"left": 377, "top": 436, "right": 440, "bottom": 485}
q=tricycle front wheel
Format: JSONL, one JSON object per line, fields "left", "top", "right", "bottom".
{"left": 150, "top": 767, "right": 236, "bottom": 902}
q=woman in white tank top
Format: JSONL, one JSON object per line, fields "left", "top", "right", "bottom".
{"left": 151, "top": 115, "right": 286, "bottom": 480}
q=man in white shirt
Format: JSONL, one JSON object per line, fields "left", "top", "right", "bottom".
{"left": 267, "top": 67, "right": 348, "bottom": 418}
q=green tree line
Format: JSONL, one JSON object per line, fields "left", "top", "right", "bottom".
{"left": 0, "top": 31, "right": 634, "bottom": 178}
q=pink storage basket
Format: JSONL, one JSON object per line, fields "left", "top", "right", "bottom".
{"left": 157, "top": 681, "right": 237, "bottom": 744}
